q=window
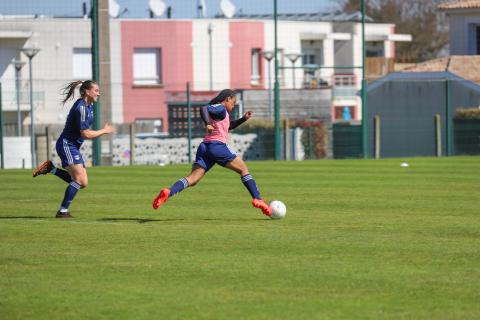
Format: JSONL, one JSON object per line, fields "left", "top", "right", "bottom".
{"left": 333, "top": 74, "right": 356, "bottom": 87}
{"left": 301, "top": 40, "right": 324, "bottom": 66}
{"left": 477, "top": 26, "right": 480, "bottom": 54}
{"left": 302, "top": 52, "right": 316, "bottom": 65}
{"left": 366, "top": 41, "right": 384, "bottom": 57}
{"left": 133, "top": 48, "right": 161, "bottom": 85}
{"left": 251, "top": 48, "right": 261, "bottom": 84}
{"left": 73, "top": 48, "right": 92, "bottom": 79}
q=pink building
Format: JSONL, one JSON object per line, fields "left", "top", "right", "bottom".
{"left": 0, "top": 14, "right": 410, "bottom": 130}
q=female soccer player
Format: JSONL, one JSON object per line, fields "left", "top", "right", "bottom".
{"left": 32, "top": 80, "right": 115, "bottom": 218}
{"left": 153, "top": 89, "right": 272, "bottom": 216}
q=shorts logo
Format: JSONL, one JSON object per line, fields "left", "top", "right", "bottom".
{"left": 74, "top": 155, "right": 80, "bottom": 160}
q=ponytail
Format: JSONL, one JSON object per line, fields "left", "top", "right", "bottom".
{"left": 61, "top": 80, "right": 98, "bottom": 104}
{"left": 208, "top": 89, "right": 237, "bottom": 105}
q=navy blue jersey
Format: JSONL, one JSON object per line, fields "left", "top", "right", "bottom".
{"left": 59, "top": 98, "right": 94, "bottom": 147}
{"left": 208, "top": 104, "right": 227, "bottom": 120}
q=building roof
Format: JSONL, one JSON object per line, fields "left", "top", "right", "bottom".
{"left": 437, "top": 0, "right": 480, "bottom": 10}
{"left": 403, "top": 56, "right": 480, "bottom": 84}
{"left": 368, "top": 71, "right": 480, "bottom": 93}
{"left": 216, "top": 11, "right": 373, "bottom": 22}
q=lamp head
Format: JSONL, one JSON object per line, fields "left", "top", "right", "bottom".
{"left": 12, "top": 58, "right": 26, "bottom": 70}
{"left": 261, "top": 50, "right": 274, "bottom": 61}
{"left": 285, "top": 53, "right": 301, "bottom": 63}
{"left": 21, "top": 47, "right": 41, "bottom": 59}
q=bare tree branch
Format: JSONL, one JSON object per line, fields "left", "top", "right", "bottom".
{"left": 340, "top": 0, "right": 448, "bottom": 62}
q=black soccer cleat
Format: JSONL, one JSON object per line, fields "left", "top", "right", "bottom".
{"left": 55, "top": 211, "right": 73, "bottom": 218}
{"left": 32, "top": 160, "right": 54, "bottom": 177}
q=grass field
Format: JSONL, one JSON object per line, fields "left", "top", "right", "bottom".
{"left": 1, "top": 157, "right": 479, "bottom": 319}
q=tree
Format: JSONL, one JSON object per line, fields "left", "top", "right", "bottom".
{"left": 341, "top": 0, "right": 448, "bottom": 63}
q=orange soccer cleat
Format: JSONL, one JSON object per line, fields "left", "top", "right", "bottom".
{"left": 153, "top": 188, "right": 171, "bottom": 209}
{"left": 252, "top": 198, "right": 272, "bottom": 217}
{"left": 32, "top": 160, "right": 54, "bottom": 177}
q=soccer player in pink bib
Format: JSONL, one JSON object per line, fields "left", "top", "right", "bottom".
{"left": 153, "top": 89, "right": 272, "bottom": 216}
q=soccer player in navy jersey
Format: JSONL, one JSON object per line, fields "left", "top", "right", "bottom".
{"left": 32, "top": 80, "right": 114, "bottom": 218}
{"left": 153, "top": 89, "right": 272, "bottom": 216}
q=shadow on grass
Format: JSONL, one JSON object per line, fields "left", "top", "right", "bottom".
{"left": 98, "top": 217, "right": 186, "bottom": 224}
{"left": 0, "top": 216, "right": 48, "bottom": 220}
{"left": 198, "top": 217, "right": 268, "bottom": 221}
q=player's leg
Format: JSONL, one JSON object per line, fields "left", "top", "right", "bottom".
{"left": 153, "top": 166, "right": 207, "bottom": 209}
{"left": 153, "top": 143, "right": 211, "bottom": 209}
{"left": 224, "top": 156, "right": 272, "bottom": 217}
{"left": 225, "top": 156, "right": 259, "bottom": 197}
{"left": 55, "top": 144, "right": 87, "bottom": 218}
{"left": 32, "top": 139, "right": 71, "bottom": 183}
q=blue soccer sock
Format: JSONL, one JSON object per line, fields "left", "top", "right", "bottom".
{"left": 169, "top": 178, "right": 189, "bottom": 197}
{"left": 241, "top": 174, "right": 261, "bottom": 199}
{"left": 59, "top": 181, "right": 81, "bottom": 211}
{"left": 50, "top": 167, "right": 72, "bottom": 183}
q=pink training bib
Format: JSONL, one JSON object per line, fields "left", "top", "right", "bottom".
{"left": 203, "top": 111, "right": 230, "bottom": 144}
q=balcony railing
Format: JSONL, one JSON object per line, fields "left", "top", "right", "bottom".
{"left": 332, "top": 87, "right": 358, "bottom": 99}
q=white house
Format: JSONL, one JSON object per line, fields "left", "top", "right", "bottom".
{"left": 438, "top": 0, "right": 480, "bottom": 55}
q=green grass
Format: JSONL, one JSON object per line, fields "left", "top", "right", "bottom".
{"left": 1, "top": 157, "right": 479, "bottom": 319}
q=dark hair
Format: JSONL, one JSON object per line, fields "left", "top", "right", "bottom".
{"left": 208, "top": 89, "right": 237, "bottom": 105}
{"left": 61, "top": 80, "right": 98, "bottom": 104}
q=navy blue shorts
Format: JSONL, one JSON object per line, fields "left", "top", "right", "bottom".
{"left": 194, "top": 141, "right": 237, "bottom": 172}
{"left": 56, "top": 138, "right": 84, "bottom": 168}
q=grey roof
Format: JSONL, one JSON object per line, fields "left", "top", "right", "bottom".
{"left": 368, "top": 71, "right": 480, "bottom": 93}
{"left": 216, "top": 11, "right": 373, "bottom": 22}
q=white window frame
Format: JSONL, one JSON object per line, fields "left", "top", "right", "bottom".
{"left": 73, "top": 48, "right": 92, "bottom": 80}
{"left": 133, "top": 48, "right": 161, "bottom": 85}
{"left": 251, "top": 48, "right": 261, "bottom": 84}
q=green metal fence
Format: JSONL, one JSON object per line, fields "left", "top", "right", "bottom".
{"left": 332, "top": 123, "right": 362, "bottom": 159}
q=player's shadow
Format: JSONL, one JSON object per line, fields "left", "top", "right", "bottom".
{"left": 0, "top": 216, "right": 47, "bottom": 220}
{"left": 98, "top": 217, "right": 185, "bottom": 224}
{"left": 99, "top": 217, "right": 268, "bottom": 223}
{"left": 198, "top": 217, "right": 268, "bottom": 221}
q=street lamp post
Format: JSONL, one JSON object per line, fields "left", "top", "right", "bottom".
{"left": 285, "top": 53, "right": 301, "bottom": 89}
{"left": 261, "top": 51, "right": 274, "bottom": 119}
{"left": 273, "top": 0, "right": 281, "bottom": 160}
{"left": 361, "top": 0, "right": 368, "bottom": 158}
{"left": 21, "top": 47, "right": 40, "bottom": 168}
{"left": 12, "top": 59, "right": 26, "bottom": 136}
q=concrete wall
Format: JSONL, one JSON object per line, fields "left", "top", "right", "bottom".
{"left": 1, "top": 137, "right": 31, "bottom": 168}
{"left": 241, "top": 88, "right": 332, "bottom": 120}
{"left": 109, "top": 20, "right": 124, "bottom": 124}
{"left": 229, "top": 21, "right": 264, "bottom": 89}
{"left": 192, "top": 19, "right": 230, "bottom": 91}
{"left": 47, "top": 133, "right": 271, "bottom": 166}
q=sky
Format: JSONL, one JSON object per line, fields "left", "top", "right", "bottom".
{"left": 0, "top": 0, "right": 340, "bottom": 19}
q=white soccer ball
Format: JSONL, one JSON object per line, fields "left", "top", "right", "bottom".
{"left": 270, "top": 200, "right": 287, "bottom": 219}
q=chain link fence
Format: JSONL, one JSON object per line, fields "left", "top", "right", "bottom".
{"left": 2, "top": 1, "right": 479, "bottom": 169}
